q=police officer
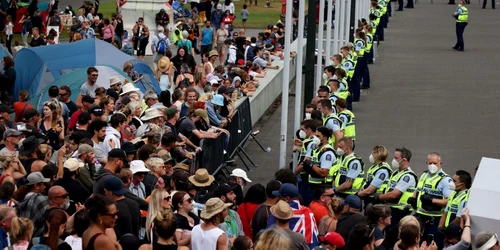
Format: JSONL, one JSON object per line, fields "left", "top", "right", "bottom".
{"left": 438, "top": 170, "right": 471, "bottom": 229}
{"left": 334, "top": 68, "right": 350, "bottom": 100}
{"left": 295, "top": 120, "right": 320, "bottom": 205}
{"left": 409, "top": 152, "right": 453, "bottom": 250}
{"left": 323, "top": 66, "right": 336, "bottom": 86}
{"left": 452, "top": 0, "right": 468, "bottom": 51}
{"left": 327, "top": 80, "right": 342, "bottom": 105}
{"left": 340, "top": 46, "right": 356, "bottom": 110}
{"left": 336, "top": 99, "right": 356, "bottom": 145}
{"left": 352, "top": 30, "right": 370, "bottom": 100}
{"left": 376, "top": 147, "right": 417, "bottom": 228}
{"left": 357, "top": 145, "right": 391, "bottom": 206}
{"left": 332, "top": 137, "right": 364, "bottom": 198}
{"left": 303, "top": 126, "right": 337, "bottom": 191}
{"left": 318, "top": 99, "right": 343, "bottom": 147}
{"left": 364, "top": 25, "right": 375, "bottom": 65}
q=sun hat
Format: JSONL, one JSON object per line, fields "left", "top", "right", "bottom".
{"left": 26, "top": 172, "right": 50, "bottom": 185}
{"left": 200, "top": 198, "right": 232, "bottom": 220}
{"left": 230, "top": 168, "right": 252, "bottom": 183}
{"left": 194, "top": 109, "right": 209, "bottom": 124}
{"left": 211, "top": 94, "right": 225, "bottom": 106}
{"left": 130, "top": 160, "right": 150, "bottom": 174}
{"left": 18, "top": 136, "right": 44, "bottom": 156}
{"left": 64, "top": 158, "right": 84, "bottom": 172}
{"left": 189, "top": 168, "right": 215, "bottom": 187}
{"left": 158, "top": 56, "right": 172, "bottom": 72}
{"left": 174, "top": 163, "right": 190, "bottom": 172}
{"left": 208, "top": 50, "right": 219, "bottom": 58}
{"left": 270, "top": 200, "right": 294, "bottom": 220}
{"left": 141, "top": 108, "right": 164, "bottom": 121}
{"left": 120, "top": 83, "right": 141, "bottom": 96}
{"left": 109, "top": 76, "right": 122, "bottom": 86}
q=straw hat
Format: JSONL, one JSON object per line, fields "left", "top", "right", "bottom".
{"left": 200, "top": 198, "right": 232, "bottom": 220}
{"left": 189, "top": 168, "right": 215, "bottom": 187}
{"left": 175, "top": 163, "right": 190, "bottom": 172}
{"left": 208, "top": 50, "right": 219, "bottom": 58}
{"left": 141, "top": 108, "right": 164, "bottom": 121}
{"left": 120, "top": 83, "right": 140, "bottom": 96}
{"left": 158, "top": 56, "right": 171, "bottom": 72}
{"left": 109, "top": 76, "right": 122, "bottom": 86}
{"left": 270, "top": 200, "right": 294, "bottom": 220}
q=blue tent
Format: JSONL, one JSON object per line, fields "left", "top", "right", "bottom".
{"left": 14, "top": 38, "right": 160, "bottom": 101}
{"left": 0, "top": 45, "right": 11, "bottom": 59}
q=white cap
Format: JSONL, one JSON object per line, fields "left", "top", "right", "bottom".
{"left": 230, "top": 168, "right": 252, "bottom": 183}
{"left": 64, "top": 158, "right": 84, "bottom": 172}
{"left": 130, "top": 160, "right": 151, "bottom": 174}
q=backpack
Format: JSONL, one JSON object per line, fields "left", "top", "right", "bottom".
{"left": 179, "top": 74, "right": 191, "bottom": 89}
{"left": 29, "top": 237, "right": 65, "bottom": 250}
{"left": 156, "top": 34, "right": 168, "bottom": 54}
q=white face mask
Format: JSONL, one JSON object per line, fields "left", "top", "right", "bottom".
{"left": 369, "top": 154, "right": 375, "bottom": 164}
{"left": 62, "top": 199, "right": 70, "bottom": 210}
{"left": 305, "top": 113, "right": 312, "bottom": 120}
{"left": 336, "top": 148, "right": 345, "bottom": 156}
{"left": 391, "top": 159, "right": 400, "bottom": 170}
{"left": 428, "top": 164, "right": 439, "bottom": 174}
{"left": 448, "top": 181, "right": 456, "bottom": 191}
{"left": 322, "top": 73, "right": 328, "bottom": 80}
{"left": 312, "top": 136, "right": 321, "bottom": 145}
{"left": 298, "top": 130, "right": 306, "bottom": 140}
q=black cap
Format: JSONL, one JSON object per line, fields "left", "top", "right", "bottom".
{"left": 212, "top": 184, "right": 237, "bottom": 198}
{"left": 217, "top": 86, "right": 228, "bottom": 95}
{"left": 444, "top": 223, "right": 462, "bottom": 240}
{"left": 108, "top": 148, "right": 129, "bottom": 162}
{"left": 89, "top": 105, "right": 104, "bottom": 116}
{"left": 23, "top": 108, "right": 39, "bottom": 121}
{"left": 82, "top": 95, "right": 95, "bottom": 104}
{"left": 0, "top": 105, "right": 14, "bottom": 114}
{"left": 121, "top": 141, "right": 137, "bottom": 154}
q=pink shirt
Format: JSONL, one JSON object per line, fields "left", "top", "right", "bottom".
{"left": 102, "top": 25, "right": 114, "bottom": 40}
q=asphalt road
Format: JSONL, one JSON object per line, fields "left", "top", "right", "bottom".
{"left": 236, "top": 1, "right": 499, "bottom": 185}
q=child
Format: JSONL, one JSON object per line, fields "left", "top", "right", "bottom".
{"left": 240, "top": 4, "right": 249, "bottom": 30}
{"left": 4, "top": 15, "right": 13, "bottom": 54}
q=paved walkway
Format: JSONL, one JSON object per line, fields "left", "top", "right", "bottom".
{"left": 238, "top": 1, "right": 499, "bottom": 185}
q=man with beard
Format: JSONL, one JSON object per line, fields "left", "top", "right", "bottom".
{"left": 75, "top": 144, "right": 96, "bottom": 193}
{"left": 90, "top": 119, "right": 108, "bottom": 166}
{"left": 53, "top": 158, "right": 90, "bottom": 214}
{"left": 229, "top": 168, "right": 252, "bottom": 206}
{"left": 44, "top": 186, "right": 70, "bottom": 220}
{"left": 212, "top": 184, "right": 245, "bottom": 239}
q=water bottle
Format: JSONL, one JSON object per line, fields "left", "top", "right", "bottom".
{"left": 194, "top": 202, "right": 204, "bottom": 211}
{"left": 226, "top": 230, "right": 233, "bottom": 239}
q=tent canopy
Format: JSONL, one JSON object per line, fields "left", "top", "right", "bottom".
{"left": 14, "top": 38, "right": 160, "bottom": 100}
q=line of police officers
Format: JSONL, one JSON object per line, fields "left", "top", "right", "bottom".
{"left": 292, "top": 1, "right": 472, "bottom": 249}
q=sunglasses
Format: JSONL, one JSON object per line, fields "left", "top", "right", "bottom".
{"left": 184, "top": 198, "right": 193, "bottom": 203}
{"left": 91, "top": 74, "right": 99, "bottom": 77}
{"left": 59, "top": 93, "right": 68, "bottom": 97}
{"left": 164, "top": 196, "right": 171, "bottom": 201}
{"left": 56, "top": 194, "right": 69, "bottom": 198}
{"left": 322, "top": 193, "right": 336, "bottom": 198}
{"left": 103, "top": 211, "right": 119, "bottom": 217}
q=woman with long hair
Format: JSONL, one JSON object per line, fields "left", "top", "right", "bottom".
{"left": 172, "top": 191, "right": 200, "bottom": 246}
{"left": 39, "top": 102, "right": 64, "bottom": 150}
{"left": 255, "top": 228, "right": 290, "bottom": 250}
{"left": 0, "top": 156, "right": 27, "bottom": 185}
{"left": 397, "top": 224, "right": 421, "bottom": 250}
{"left": 1, "top": 56, "right": 16, "bottom": 105}
{"left": 175, "top": 63, "right": 195, "bottom": 89}
{"left": 365, "top": 204, "right": 392, "bottom": 247}
{"left": 10, "top": 216, "right": 33, "bottom": 250}
{"left": 140, "top": 211, "right": 189, "bottom": 250}
{"left": 318, "top": 197, "right": 344, "bottom": 235}
{"left": 94, "top": 87, "right": 107, "bottom": 105}
{"left": 13, "top": 90, "right": 34, "bottom": 122}
{"left": 216, "top": 22, "right": 228, "bottom": 65}
{"left": 102, "top": 18, "right": 115, "bottom": 44}
{"left": 237, "top": 184, "right": 265, "bottom": 240}
{"left": 132, "top": 17, "right": 149, "bottom": 60}
{"left": 156, "top": 56, "right": 174, "bottom": 92}
{"left": 30, "top": 209, "right": 72, "bottom": 249}
{"left": 65, "top": 209, "right": 90, "bottom": 250}
{"left": 348, "top": 224, "right": 375, "bottom": 250}
{"left": 30, "top": 144, "right": 52, "bottom": 173}
{"left": 0, "top": 181, "right": 16, "bottom": 206}
{"left": 231, "top": 236, "right": 253, "bottom": 250}
{"left": 146, "top": 188, "right": 172, "bottom": 242}
{"left": 99, "top": 95, "right": 115, "bottom": 121}
{"left": 82, "top": 195, "right": 121, "bottom": 250}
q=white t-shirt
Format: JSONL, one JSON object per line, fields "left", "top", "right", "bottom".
{"left": 6, "top": 22, "right": 13, "bottom": 36}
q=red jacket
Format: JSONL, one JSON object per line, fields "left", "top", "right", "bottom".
{"left": 237, "top": 202, "right": 260, "bottom": 240}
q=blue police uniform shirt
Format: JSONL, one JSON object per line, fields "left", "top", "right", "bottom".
{"left": 338, "top": 113, "right": 349, "bottom": 130}
{"left": 444, "top": 189, "right": 468, "bottom": 217}
{"left": 346, "top": 154, "right": 362, "bottom": 179}
{"left": 320, "top": 150, "right": 336, "bottom": 170}
{"left": 454, "top": 7, "right": 463, "bottom": 16}
{"left": 325, "top": 118, "right": 342, "bottom": 133}
{"left": 435, "top": 169, "right": 454, "bottom": 198}
{"left": 354, "top": 40, "right": 365, "bottom": 52}
{"left": 305, "top": 140, "right": 318, "bottom": 158}
{"left": 394, "top": 167, "right": 417, "bottom": 193}
{"left": 369, "top": 168, "right": 390, "bottom": 188}
{"left": 342, "top": 61, "right": 354, "bottom": 72}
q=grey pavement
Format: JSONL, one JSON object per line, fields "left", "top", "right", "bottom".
{"left": 235, "top": 1, "right": 499, "bottom": 185}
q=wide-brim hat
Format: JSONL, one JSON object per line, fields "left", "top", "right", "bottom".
{"left": 19, "top": 136, "right": 45, "bottom": 156}
{"left": 141, "top": 108, "right": 164, "bottom": 121}
{"left": 189, "top": 168, "right": 215, "bottom": 187}
{"left": 158, "top": 56, "right": 171, "bottom": 72}
{"left": 208, "top": 50, "right": 219, "bottom": 58}
{"left": 270, "top": 200, "right": 294, "bottom": 220}
{"left": 120, "top": 83, "right": 141, "bottom": 96}
{"left": 200, "top": 198, "right": 232, "bottom": 220}
{"left": 109, "top": 76, "right": 122, "bottom": 86}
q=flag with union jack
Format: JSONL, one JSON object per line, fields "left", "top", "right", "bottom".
{"left": 267, "top": 200, "right": 319, "bottom": 249}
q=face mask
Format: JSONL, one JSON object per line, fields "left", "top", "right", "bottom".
{"left": 369, "top": 154, "right": 375, "bottom": 164}
{"left": 312, "top": 136, "right": 321, "bottom": 145}
{"left": 298, "top": 130, "right": 306, "bottom": 140}
{"left": 336, "top": 148, "right": 345, "bottom": 156}
{"left": 428, "top": 164, "right": 439, "bottom": 174}
{"left": 322, "top": 73, "right": 328, "bottom": 80}
{"left": 448, "top": 181, "right": 456, "bottom": 191}
{"left": 332, "top": 75, "right": 338, "bottom": 80}
{"left": 305, "top": 113, "right": 311, "bottom": 120}
{"left": 391, "top": 159, "right": 400, "bottom": 170}
{"left": 62, "top": 199, "right": 70, "bottom": 210}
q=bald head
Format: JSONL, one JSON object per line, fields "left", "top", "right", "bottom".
{"left": 48, "top": 185, "right": 66, "bottom": 200}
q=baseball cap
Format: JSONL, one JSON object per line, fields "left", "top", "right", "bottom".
{"left": 320, "top": 232, "right": 345, "bottom": 248}
{"left": 213, "top": 184, "right": 237, "bottom": 199}
{"left": 82, "top": 95, "right": 95, "bottom": 104}
{"left": 272, "top": 183, "right": 299, "bottom": 197}
{"left": 104, "top": 176, "right": 127, "bottom": 195}
{"left": 64, "top": 158, "right": 84, "bottom": 172}
{"left": 77, "top": 144, "right": 94, "bottom": 156}
{"left": 0, "top": 105, "right": 14, "bottom": 114}
{"left": 89, "top": 105, "right": 104, "bottom": 116}
{"left": 26, "top": 172, "right": 50, "bottom": 185}
{"left": 108, "top": 148, "right": 129, "bottom": 162}
{"left": 23, "top": 108, "right": 39, "bottom": 122}
{"left": 3, "top": 129, "right": 22, "bottom": 140}
{"left": 166, "top": 107, "right": 179, "bottom": 118}
{"left": 217, "top": 86, "right": 231, "bottom": 95}
{"left": 340, "top": 195, "right": 362, "bottom": 210}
